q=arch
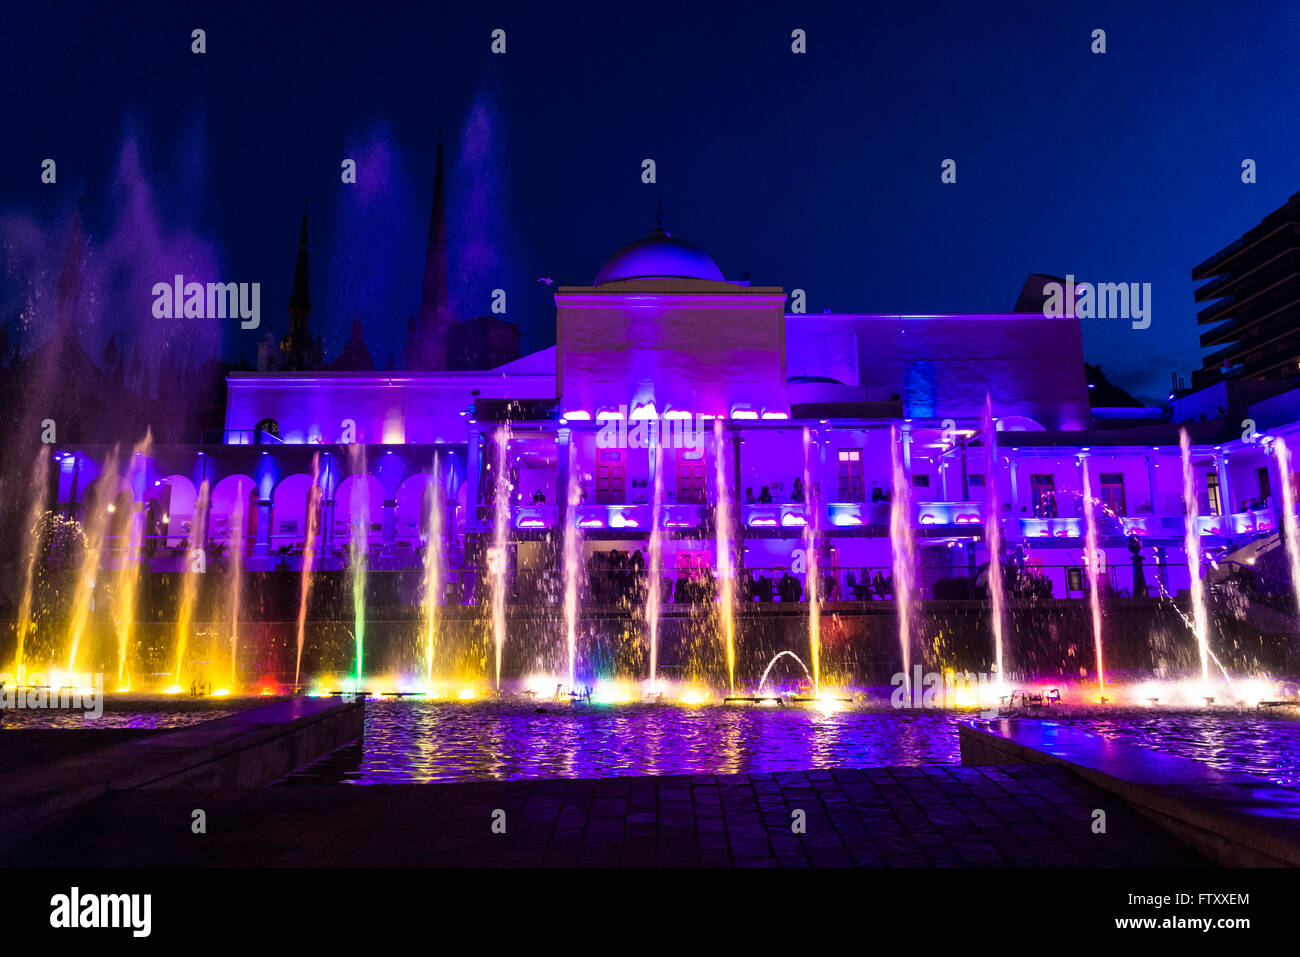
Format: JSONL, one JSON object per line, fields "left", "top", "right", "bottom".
{"left": 334, "top": 473, "right": 384, "bottom": 549}
{"left": 151, "top": 475, "right": 198, "bottom": 548}
{"left": 271, "top": 473, "right": 319, "bottom": 551}
{"left": 996, "top": 415, "right": 1047, "bottom": 433}
{"left": 254, "top": 417, "right": 280, "bottom": 443}
{"left": 395, "top": 473, "right": 438, "bottom": 541}
{"left": 210, "top": 474, "right": 255, "bottom": 545}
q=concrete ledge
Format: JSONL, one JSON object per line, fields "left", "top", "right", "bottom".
{"left": 0, "top": 696, "right": 362, "bottom": 852}
{"left": 960, "top": 719, "right": 1300, "bottom": 867}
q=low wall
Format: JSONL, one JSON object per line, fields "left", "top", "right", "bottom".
{"left": 959, "top": 719, "right": 1300, "bottom": 867}
{"left": 0, "top": 696, "right": 362, "bottom": 852}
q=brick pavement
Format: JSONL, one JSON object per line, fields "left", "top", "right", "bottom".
{"left": 5, "top": 763, "right": 1207, "bottom": 867}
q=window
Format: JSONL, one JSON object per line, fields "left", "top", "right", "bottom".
{"left": 1258, "top": 466, "right": 1272, "bottom": 502}
{"left": 968, "top": 473, "right": 985, "bottom": 488}
{"left": 596, "top": 449, "right": 625, "bottom": 504}
{"left": 676, "top": 451, "right": 706, "bottom": 504}
{"left": 1030, "top": 474, "right": 1057, "bottom": 518}
{"left": 677, "top": 550, "right": 711, "bottom": 577}
{"left": 912, "top": 474, "right": 930, "bottom": 488}
{"left": 1100, "top": 473, "right": 1126, "bottom": 516}
{"left": 837, "top": 449, "right": 865, "bottom": 502}
{"left": 1206, "top": 473, "right": 1221, "bottom": 517}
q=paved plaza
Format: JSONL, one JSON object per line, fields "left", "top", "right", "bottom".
{"left": 8, "top": 762, "right": 1207, "bottom": 867}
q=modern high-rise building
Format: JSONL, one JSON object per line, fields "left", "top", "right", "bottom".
{"left": 1192, "top": 190, "right": 1300, "bottom": 388}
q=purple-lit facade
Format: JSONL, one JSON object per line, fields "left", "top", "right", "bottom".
{"left": 53, "top": 229, "right": 1300, "bottom": 600}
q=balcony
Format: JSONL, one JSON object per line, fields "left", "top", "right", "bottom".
{"left": 743, "top": 503, "right": 812, "bottom": 528}
{"left": 1208, "top": 508, "right": 1275, "bottom": 538}
{"left": 1019, "top": 517, "right": 1083, "bottom": 538}
{"left": 513, "top": 504, "right": 558, "bottom": 530}
{"left": 495, "top": 502, "right": 1277, "bottom": 540}
{"left": 573, "top": 504, "right": 649, "bottom": 530}
{"left": 825, "top": 502, "right": 890, "bottom": 527}
{"left": 914, "top": 501, "right": 983, "bottom": 528}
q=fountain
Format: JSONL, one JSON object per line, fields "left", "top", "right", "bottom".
{"left": 1079, "top": 463, "right": 1106, "bottom": 697}
{"left": 889, "top": 425, "right": 916, "bottom": 696}
{"left": 713, "top": 419, "right": 736, "bottom": 692}
{"left": 66, "top": 448, "right": 122, "bottom": 677}
{"left": 981, "top": 397, "right": 1005, "bottom": 692}
{"left": 802, "top": 426, "right": 820, "bottom": 693}
{"left": 13, "top": 449, "right": 51, "bottom": 685}
{"left": 347, "top": 445, "right": 369, "bottom": 691}
{"left": 294, "top": 452, "right": 322, "bottom": 690}
{"left": 421, "top": 452, "right": 443, "bottom": 691}
{"left": 646, "top": 442, "right": 664, "bottom": 690}
{"left": 563, "top": 438, "right": 582, "bottom": 691}
{"left": 1179, "top": 428, "right": 1211, "bottom": 695}
{"left": 490, "top": 425, "right": 511, "bottom": 692}
{"left": 1274, "top": 437, "right": 1300, "bottom": 616}
{"left": 756, "top": 650, "right": 814, "bottom": 694}
{"left": 227, "top": 494, "right": 245, "bottom": 690}
{"left": 172, "top": 477, "right": 211, "bottom": 687}
{"left": 111, "top": 433, "right": 152, "bottom": 688}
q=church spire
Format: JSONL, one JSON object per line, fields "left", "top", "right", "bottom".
{"left": 419, "top": 136, "right": 449, "bottom": 334}
{"left": 289, "top": 197, "right": 311, "bottom": 322}
{"left": 281, "top": 198, "right": 315, "bottom": 370}
{"left": 57, "top": 205, "right": 84, "bottom": 325}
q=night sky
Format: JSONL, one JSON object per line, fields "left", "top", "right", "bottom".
{"left": 3, "top": 0, "right": 1298, "bottom": 402}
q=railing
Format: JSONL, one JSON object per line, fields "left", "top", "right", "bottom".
{"left": 447, "top": 561, "right": 1200, "bottom": 607}
{"left": 743, "top": 503, "right": 812, "bottom": 528}
{"left": 513, "top": 504, "right": 558, "bottom": 529}
{"left": 914, "top": 501, "right": 983, "bottom": 527}
{"left": 200, "top": 428, "right": 285, "bottom": 446}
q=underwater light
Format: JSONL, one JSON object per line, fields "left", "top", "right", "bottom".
{"left": 458, "top": 688, "right": 475, "bottom": 700}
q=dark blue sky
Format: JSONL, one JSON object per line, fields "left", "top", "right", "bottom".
{"left": 3, "top": 0, "right": 1298, "bottom": 401}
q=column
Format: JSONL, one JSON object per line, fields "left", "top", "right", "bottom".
{"left": 1216, "top": 452, "right": 1233, "bottom": 520}
{"left": 381, "top": 498, "right": 396, "bottom": 553}
{"left": 557, "top": 428, "right": 571, "bottom": 531}
{"left": 1146, "top": 454, "right": 1159, "bottom": 518}
{"left": 959, "top": 439, "right": 970, "bottom": 500}
{"left": 254, "top": 499, "right": 272, "bottom": 556}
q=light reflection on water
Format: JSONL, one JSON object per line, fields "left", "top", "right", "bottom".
{"left": 293, "top": 699, "right": 1300, "bottom": 787}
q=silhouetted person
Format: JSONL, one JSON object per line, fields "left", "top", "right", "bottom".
{"left": 745, "top": 487, "right": 755, "bottom": 504}
{"left": 873, "top": 571, "right": 888, "bottom": 599}
{"left": 758, "top": 486, "right": 772, "bottom": 504}
{"left": 791, "top": 478, "right": 804, "bottom": 503}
